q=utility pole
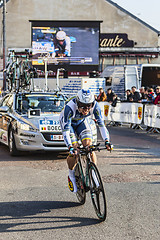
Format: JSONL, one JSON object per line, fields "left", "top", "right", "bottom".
{"left": 2, "top": 0, "right": 7, "bottom": 91}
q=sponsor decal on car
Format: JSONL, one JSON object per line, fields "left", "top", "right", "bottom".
{"left": 39, "top": 119, "right": 61, "bottom": 132}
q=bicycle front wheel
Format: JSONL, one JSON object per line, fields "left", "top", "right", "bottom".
{"left": 74, "top": 162, "right": 86, "bottom": 205}
{"left": 88, "top": 162, "right": 107, "bottom": 221}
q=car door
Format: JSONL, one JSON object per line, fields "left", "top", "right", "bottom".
{"left": 0, "top": 94, "right": 13, "bottom": 145}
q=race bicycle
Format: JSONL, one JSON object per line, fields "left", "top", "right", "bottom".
{"left": 74, "top": 143, "right": 109, "bottom": 221}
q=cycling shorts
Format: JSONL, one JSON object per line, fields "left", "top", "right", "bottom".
{"left": 70, "top": 118, "right": 93, "bottom": 144}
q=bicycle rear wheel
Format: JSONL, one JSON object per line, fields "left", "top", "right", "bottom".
{"left": 74, "top": 162, "right": 86, "bottom": 205}
{"left": 88, "top": 162, "right": 107, "bottom": 221}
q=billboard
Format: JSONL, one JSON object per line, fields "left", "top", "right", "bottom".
{"left": 31, "top": 21, "right": 100, "bottom": 71}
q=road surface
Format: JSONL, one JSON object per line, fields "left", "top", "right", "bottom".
{"left": 0, "top": 125, "right": 160, "bottom": 240}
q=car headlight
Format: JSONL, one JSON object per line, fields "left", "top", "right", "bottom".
{"left": 17, "top": 121, "right": 37, "bottom": 132}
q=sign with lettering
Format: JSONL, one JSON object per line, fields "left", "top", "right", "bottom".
{"left": 100, "top": 33, "right": 134, "bottom": 48}
{"left": 99, "top": 102, "right": 143, "bottom": 124}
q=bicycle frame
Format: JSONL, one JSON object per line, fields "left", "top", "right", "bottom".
{"left": 78, "top": 151, "right": 93, "bottom": 191}
{"left": 77, "top": 144, "right": 109, "bottom": 190}
{"left": 75, "top": 144, "right": 108, "bottom": 221}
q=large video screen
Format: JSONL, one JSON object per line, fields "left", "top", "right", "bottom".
{"left": 31, "top": 21, "right": 100, "bottom": 71}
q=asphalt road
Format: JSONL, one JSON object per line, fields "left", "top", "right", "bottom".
{"left": 0, "top": 125, "right": 160, "bottom": 240}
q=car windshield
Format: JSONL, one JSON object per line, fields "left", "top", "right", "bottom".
{"left": 16, "top": 93, "right": 65, "bottom": 114}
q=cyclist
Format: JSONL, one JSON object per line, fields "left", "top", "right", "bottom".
{"left": 59, "top": 88, "right": 112, "bottom": 193}
{"left": 52, "top": 30, "right": 71, "bottom": 57}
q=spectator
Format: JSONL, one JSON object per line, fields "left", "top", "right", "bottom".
{"left": 106, "top": 88, "right": 119, "bottom": 126}
{"left": 125, "top": 89, "right": 133, "bottom": 102}
{"left": 96, "top": 88, "right": 107, "bottom": 102}
{"left": 106, "top": 88, "right": 119, "bottom": 107}
{"left": 155, "top": 86, "right": 160, "bottom": 96}
{"left": 144, "top": 86, "right": 149, "bottom": 97}
{"left": 147, "top": 88, "right": 156, "bottom": 103}
{"left": 106, "top": 88, "right": 115, "bottom": 103}
{"left": 154, "top": 86, "right": 160, "bottom": 105}
{"left": 131, "top": 86, "right": 141, "bottom": 102}
{"left": 129, "top": 86, "right": 141, "bottom": 129}
{"left": 139, "top": 86, "right": 148, "bottom": 102}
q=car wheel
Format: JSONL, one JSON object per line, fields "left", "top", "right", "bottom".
{"left": 8, "top": 129, "right": 18, "bottom": 156}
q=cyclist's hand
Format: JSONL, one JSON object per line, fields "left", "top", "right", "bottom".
{"left": 69, "top": 147, "right": 78, "bottom": 156}
{"left": 105, "top": 140, "right": 113, "bottom": 152}
{"left": 89, "top": 145, "right": 95, "bottom": 151}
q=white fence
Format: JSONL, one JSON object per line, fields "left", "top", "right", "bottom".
{"left": 144, "top": 104, "right": 160, "bottom": 128}
{"left": 99, "top": 102, "right": 160, "bottom": 128}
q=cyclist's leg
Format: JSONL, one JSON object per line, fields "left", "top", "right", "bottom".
{"left": 67, "top": 154, "right": 78, "bottom": 192}
{"left": 67, "top": 126, "right": 79, "bottom": 170}
{"left": 67, "top": 125, "right": 79, "bottom": 192}
{"left": 81, "top": 138, "right": 97, "bottom": 165}
{"left": 77, "top": 119, "right": 97, "bottom": 165}
{"left": 67, "top": 143, "right": 78, "bottom": 169}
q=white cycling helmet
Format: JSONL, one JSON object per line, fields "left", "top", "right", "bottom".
{"left": 77, "top": 89, "right": 95, "bottom": 107}
{"left": 56, "top": 31, "right": 66, "bottom": 41}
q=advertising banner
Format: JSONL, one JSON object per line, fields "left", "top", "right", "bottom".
{"left": 99, "top": 102, "right": 143, "bottom": 124}
{"left": 144, "top": 104, "right": 160, "bottom": 128}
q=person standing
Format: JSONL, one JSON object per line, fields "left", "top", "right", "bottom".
{"left": 131, "top": 86, "right": 141, "bottom": 102}
{"left": 96, "top": 88, "right": 107, "bottom": 102}
{"left": 154, "top": 86, "right": 160, "bottom": 105}
{"left": 106, "top": 88, "right": 115, "bottom": 103}
{"left": 125, "top": 89, "right": 133, "bottom": 102}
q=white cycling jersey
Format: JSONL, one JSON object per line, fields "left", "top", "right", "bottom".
{"left": 59, "top": 97, "right": 110, "bottom": 148}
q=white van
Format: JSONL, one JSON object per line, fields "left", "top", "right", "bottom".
{"left": 100, "top": 64, "right": 160, "bottom": 100}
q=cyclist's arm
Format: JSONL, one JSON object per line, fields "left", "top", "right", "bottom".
{"left": 60, "top": 105, "right": 73, "bottom": 148}
{"left": 64, "top": 36, "right": 71, "bottom": 56}
{"left": 93, "top": 102, "right": 110, "bottom": 142}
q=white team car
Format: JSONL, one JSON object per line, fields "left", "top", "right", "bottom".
{"left": 0, "top": 91, "right": 97, "bottom": 155}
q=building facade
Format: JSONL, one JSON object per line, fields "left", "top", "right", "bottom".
{"left": 0, "top": 0, "right": 159, "bottom": 72}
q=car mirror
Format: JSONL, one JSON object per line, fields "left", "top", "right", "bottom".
{"left": 0, "top": 106, "right": 9, "bottom": 112}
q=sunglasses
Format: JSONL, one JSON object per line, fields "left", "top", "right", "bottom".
{"left": 78, "top": 103, "right": 92, "bottom": 110}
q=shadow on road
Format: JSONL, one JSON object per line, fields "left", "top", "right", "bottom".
{"left": 148, "top": 182, "right": 160, "bottom": 184}
{"left": 0, "top": 201, "right": 100, "bottom": 232}
{"left": 0, "top": 144, "right": 68, "bottom": 161}
{"left": 111, "top": 161, "right": 160, "bottom": 166}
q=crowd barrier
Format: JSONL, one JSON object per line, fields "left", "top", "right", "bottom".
{"left": 144, "top": 104, "right": 160, "bottom": 129}
{"left": 98, "top": 102, "right": 160, "bottom": 129}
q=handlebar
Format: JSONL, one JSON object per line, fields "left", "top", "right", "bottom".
{"left": 78, "top": 143, "right": 113, "bottom": 154}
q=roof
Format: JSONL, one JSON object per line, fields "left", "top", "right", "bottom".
{"left": 106, "top": 0, "right": 159, "bottom": 34}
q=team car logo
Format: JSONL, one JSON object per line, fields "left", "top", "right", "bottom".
{"left": 39, "top": 119, "right": 61, "bottom": 132}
